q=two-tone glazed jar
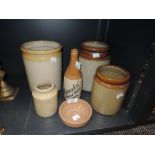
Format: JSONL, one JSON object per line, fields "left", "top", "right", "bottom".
{"left": 79, "top": 41, "right": 110, "bottom": 92}
{"left": 91, "top": 65, "right": 130, "bottom": 115}
{"left": 32, "top": 82, "right": 58, "bottom": 117}
{"left": 21, "top": 40, "right": 62, "bottom": 91}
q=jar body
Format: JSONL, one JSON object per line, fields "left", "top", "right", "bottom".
{"left": 21, "top": 41, "right": 62, "bottom": 91}
{"left": 32, "top": 82, "right": 58, "bottom": 117}
{"left": 91, "top": 77, "right": 129, "bottom": 115}
{"left": 79, "top": 56, "right": 110, "bottom": 92}
{"left": 79, "top": 41, "right": 110, "bottom": 92}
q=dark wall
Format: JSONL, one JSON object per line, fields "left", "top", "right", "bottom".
{"left": 1, "top": 19, "right": 155, "bottom": 111}
{"left": 107, "top": 19, "right": 155, "bottom": 107}
{"left": 0, "top": 19, "right": 105, "bottom": 75}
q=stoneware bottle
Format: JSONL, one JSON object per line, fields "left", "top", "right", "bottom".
{"left": 64, "top": 49, "right": 82, "bottom": 100}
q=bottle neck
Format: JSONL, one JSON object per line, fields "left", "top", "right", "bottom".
{"left": 69, "top": 49, "right": 78, "bottom": 64}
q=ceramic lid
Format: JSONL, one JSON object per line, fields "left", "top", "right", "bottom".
{"left": 96, "top": 65, "right": 130, "bottom": 85}
{"left": 21, "top": 40, "right": 62, "bottom": 55}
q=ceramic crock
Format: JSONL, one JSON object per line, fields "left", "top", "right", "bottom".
{"left": 91, "top": 65, "right": 130, "bottom": 115}
{"left": 32, "top": 82, "right": 58, "bottom": 117}
{"left": 21, "top": 40, "right": 62, "bottom": 91}
{"left": 79, "top": 41, "right": 110, "bottom": 92}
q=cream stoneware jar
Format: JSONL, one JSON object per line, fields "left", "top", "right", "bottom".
{"left": 79, "top": 41, "right": 110, "bottom": 92}
{"left": 91, "top": 65, "right": 130, "bottom": 115}
{"left": 32, "top": 82, "right": 58, "bottom": 117}
{"left": 21, "top": 40, "right": 62, "bottom": 91}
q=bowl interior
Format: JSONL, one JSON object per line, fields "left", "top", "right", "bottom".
{"left": 59, "top": 99, "right": 92, "bottom": 125}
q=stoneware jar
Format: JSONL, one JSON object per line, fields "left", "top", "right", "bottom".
{"left": 91, "top": 65, "right": 130, "bottom": 115}
{"left": 79, "top": 41, "right": 110, "bottom": 92}
{"left": 32, "top": 82, "right": 58, "bottom": 118}
{"left": 21, "top": 40, "right": 62, "bottom": 91}
{"left": 64, "top": 49, "right": 82, "bottom": 100}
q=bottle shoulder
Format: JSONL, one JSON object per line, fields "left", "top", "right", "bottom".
{"left": 64, "top": 65, "right": 82, "bottom": 79}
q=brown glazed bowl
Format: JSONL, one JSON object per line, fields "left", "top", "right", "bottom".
{"left": 59, "top": 99, "right": 92, "bottom": 128}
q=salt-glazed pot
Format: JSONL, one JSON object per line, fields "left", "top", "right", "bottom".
{"left": 91, "top": 65, "right": 130, "bottom": 115}
{"left": 32, "top": 82, "right": 58, "bottom": 117}
{"left": 21, "top": 40, "right": 62, "bottom": 91}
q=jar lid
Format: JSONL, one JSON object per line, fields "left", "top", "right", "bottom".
{"left": 21, "top": 40, "right": 62, "bottom": 55}
{"left": 81, "top": 41, "right": 109, "bottom": 52}
{"left": 96, "top": 65, "right": 130, "bottom": 85}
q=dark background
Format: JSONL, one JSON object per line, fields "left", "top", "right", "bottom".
{"left": 0, "top": 19, "right": 155, "bottom": 108}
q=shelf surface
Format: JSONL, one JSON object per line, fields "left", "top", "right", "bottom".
{"left": 0, "top": 75, "right": 135, "bottom": 135}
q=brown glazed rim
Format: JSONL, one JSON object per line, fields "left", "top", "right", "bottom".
{"left": 96, "top": 65, "right": 130, "bottom": 85}
{"left": 95, "top": 77, "right": 129, "bottom": 89}
{"left": 81, "top": 41, "right": 109, "bottom": 52}
{"left": 79, "top": 49, "right": 109, "bottom": 60}
{"left": 21, "top": 40, "right": 62, "bottom": 55}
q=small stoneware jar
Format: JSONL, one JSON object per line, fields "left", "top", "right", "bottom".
{"left": 79, "top": 41, "right": 110, "bottom": 92}
{"left": 21, "top": 40, "right": 62, "bottom": 91}
{"left": 91, "top": 65, "right": 130, "bottom": 115}
{"left": 32, "top": 82, "right": 58, "bottom": 118}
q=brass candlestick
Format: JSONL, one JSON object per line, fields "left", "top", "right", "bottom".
{"left": 0, "top": 69, "right": 18, "bottom": 101}
{"left": 0, "top": 127, "right": 5, "bottom": 135}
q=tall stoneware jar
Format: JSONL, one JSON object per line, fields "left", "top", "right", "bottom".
{"left": 21, "top": 40, "right": 62, "bottom": 91}
{"left": 79, "top": 41, "right": 110, "bottom": 92}
{"left": 91, "top": 65, "right": 130, "bottom": 115}
{"left": 32, "top": 82, "right": 58, "bottom": 117}
{"left": 64, "top": 49, "right": 82, "bottom": 100}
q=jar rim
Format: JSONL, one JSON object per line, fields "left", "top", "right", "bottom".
{"left": 34, "top": 82, "right": 55, "bottom": 93}
{"left": 21, "top": 40, "right": 62, "bottom": 55}
{"left": 81, "top": 41, "right": 109, "bottom": 52}
{"left": 96, "top": 65, "right": 130, "bottom": 85}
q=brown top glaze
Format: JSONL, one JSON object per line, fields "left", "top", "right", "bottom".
{"left": 64, "top": 49, "right": 82, "bottom": 79}
{"left": 96, "top": 65, "right": 130, "bottom": 85}
{"left": 79, "top": 49, "right": 109, "bottom": 60}
{"left": 80, "top": 41, "right": 109, "bottom": 60}
{"left": 21, "top": 40, "right": 62, "bottom": 55}
{"left": 81, "top": 41, "right": 109, "bottom": 52}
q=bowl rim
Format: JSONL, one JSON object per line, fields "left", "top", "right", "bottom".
{"left": 59, "top": 99, "right": 93, "bottom": 125}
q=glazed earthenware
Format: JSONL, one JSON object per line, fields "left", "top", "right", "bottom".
{"left": 79, "top": 41, "right": 110, "bottom": 92}
{"left": 32, "top": 82, "right": 58, "bottom": 117}
{"left": 91, "top": 65, "right": 130, "bottom": 115}
{"left": 64, "top": 49, "right": 82, "bottom": 100}
{"left": 21, "top": 40, "right": 62, "bottom": 91}
{"left": 59, "top": 99, "right": 92, "bottom": 128}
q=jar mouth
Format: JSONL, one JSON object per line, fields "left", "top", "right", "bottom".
{"left": 21, "top": 40, "right": 61, "bottom": 55}
{"left": 96, "top": 65, "right": 130, "bottom": 85}
{"left": 34, "top": 82, "right": 54, "bottom": 93}
{"left": 81, "top": 41, "right": 109, "bottom": 52}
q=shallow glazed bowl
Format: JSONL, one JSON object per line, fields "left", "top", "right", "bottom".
{"left": 59, "top": 99, "right": 92, "bottom": 128}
